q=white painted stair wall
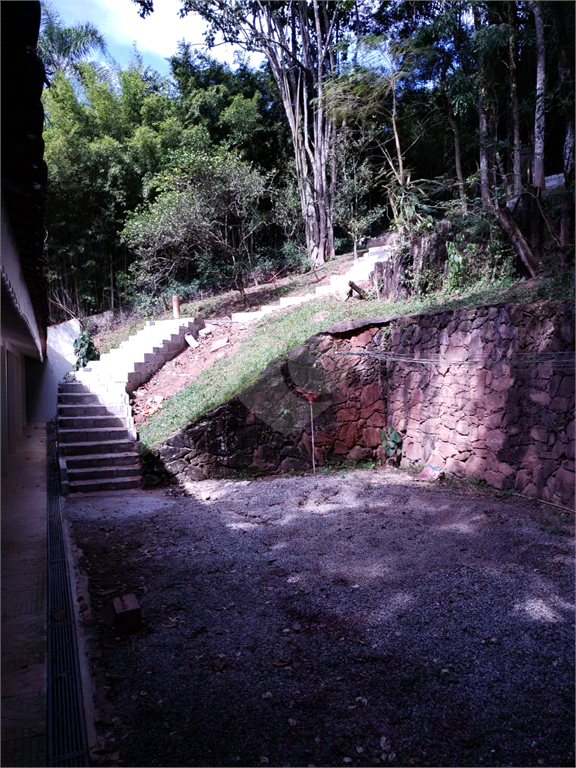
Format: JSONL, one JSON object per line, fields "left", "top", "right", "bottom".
{"left": 59, "top": 317, "right": 204, "bottom": 493}
{"left": 230, "top": 244, "right": 395, "bottom": 324}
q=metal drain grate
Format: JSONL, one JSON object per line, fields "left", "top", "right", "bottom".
{"left": 46, "top": 421, "right": 90, "bottom": 767}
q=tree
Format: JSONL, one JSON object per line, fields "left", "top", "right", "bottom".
{"left": 133, "top": 0, "right": 353, "bottom": 268}
{"left": 531, "top": 0, "right": 546, "bottom": 193}
{"left": 508, "top": 1, "right": 522, "bottom": 199}
{"left": 121, "top": 147, "right": 268, "bottom": 303}
{"left": 38, "top": 1, "right": 107, "bottom": 81}
{"left": 332, "top": 128, "right": 383, "bottom": 258}
{"left": 549, "top": 1, "right": 575, "bottom": 249}
{"left": 42, "top": 59, "right": 189, "bottom": 320}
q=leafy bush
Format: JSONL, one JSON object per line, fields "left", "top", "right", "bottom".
{"left": 334, "top": 236, "right": 353, "bottom": 255}
{"left": 73, "top": 328, "right": 100, "bottom": 370}
{"left": 381, "top": 427, "right": 402, "bottom": 462}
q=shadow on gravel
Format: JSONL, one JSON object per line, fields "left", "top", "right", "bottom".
{"left": 65, "top": 469, "right": 575, "bottom": 768}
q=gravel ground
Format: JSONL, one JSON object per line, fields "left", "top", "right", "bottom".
{"left": 66, "top": 467, "right": 575, "bottom": 767}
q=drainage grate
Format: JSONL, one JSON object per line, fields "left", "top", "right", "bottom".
{"left": 46, "top": 421, "right": 90, "bottom": 767}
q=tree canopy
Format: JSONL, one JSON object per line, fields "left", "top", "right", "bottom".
{"left": 41, "top": 1, "right": 574, "bottom": 322}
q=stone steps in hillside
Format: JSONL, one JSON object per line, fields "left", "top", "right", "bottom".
{"left": 57, "top": 381, "right": 140, "bottom": 494}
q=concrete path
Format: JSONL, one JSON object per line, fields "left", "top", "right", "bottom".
{"left": 1, "top": 424, "right": 48, "bottom": 767}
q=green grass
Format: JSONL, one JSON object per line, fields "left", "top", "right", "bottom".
{"left": 138, "top": 271, "right": 573, "bottom": 449}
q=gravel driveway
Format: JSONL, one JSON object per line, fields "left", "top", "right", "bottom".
{"left": 66, "top": 466, "right": 575, "bottom": 767}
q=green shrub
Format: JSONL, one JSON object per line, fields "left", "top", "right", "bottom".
{"left": 73, "top": 328, "right": 100, "bottom": 370}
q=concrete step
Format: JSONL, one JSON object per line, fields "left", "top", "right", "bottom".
{"left": 278, "top": 295, "right": 309, "bottom": 307}
{"left": 67, "top": 464, "right": 140, "bottom": 482}
{"left": 58, "top": 392, "right": 102, "bottom": 405}
{"left": 231, "top": 310, "right": 264, "bottom": 323}
{"left": 65, "top": 451, "right": 140, "bottom": 469}
{"left": 58, "top": 404, "right": 130, "bottom": 418}
{"left": 59, "top": 438, "right": 137, "bottom": 456}
{"left": 58, "top": 414, "right": 127, "bottom": 430}
{"left": 68, "top": 476, "right": 141, "bottom": 494}
{"left": 259, "top": 304, "right": 283, "bottom": 315}
{"left": 59, "top": 381, "right": 92, "bottom": 394}
{"left": 58, "top": 426, "right": 132, "bottom": 444}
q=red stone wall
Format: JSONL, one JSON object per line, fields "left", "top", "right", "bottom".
{"left": 377, "top": 302, "right": 574, "bottom": 508}
{"left": 155, "top": 301, "right": 574, "bottom": 509}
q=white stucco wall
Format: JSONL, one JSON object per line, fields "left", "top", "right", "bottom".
{"left": 30, "top": 319, "right": 81, "bottom": 422}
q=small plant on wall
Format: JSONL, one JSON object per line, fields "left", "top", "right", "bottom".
{"left": 381, "top": 427, "right": 402, "bottom": 464}
{"left": 73, "top": 328, "right": 100, "bottom": 370}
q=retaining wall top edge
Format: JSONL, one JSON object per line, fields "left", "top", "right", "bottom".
{"left": 323, "top": 299, "right": 572, "bottom": 336}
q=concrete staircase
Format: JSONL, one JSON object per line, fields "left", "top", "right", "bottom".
{"left": 57, "top": 381, "right": 140, "bottom": 494}
{"left": 230, "top": 244, "right": 395, "bottom": 324}
{"left": 56, "top": 245, "right": 398, "bottom": 490}
{"left": 58, "top": 318, "right": 203, "bottom": 494}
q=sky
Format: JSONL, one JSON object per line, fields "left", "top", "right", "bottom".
{"left": 49, "top": 0, "right": 263, "bottom": 75}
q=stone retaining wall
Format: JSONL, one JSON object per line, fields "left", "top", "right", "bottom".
{"left": 154, "top": 301, "right": 574, "bottom": 509}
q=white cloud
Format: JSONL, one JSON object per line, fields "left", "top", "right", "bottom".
{"left": 95, "top": 0, "right": 208, "bottom": 58}
{"left": 50, "top": 0, "right": 262, "bottom": 70}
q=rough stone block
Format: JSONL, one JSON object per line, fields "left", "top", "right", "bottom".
{"left": 337, "top": 408, "right": 358, "bottom": 422}
{"left": 551, "top": 467, "right": 575, "bottom": 506}
{"left": 491, "top": 376, "right": 515, "bottom": 392}
{"left": 339, "top": 422, "right": 359, "bottom": 448}
{"left": 222, "top": 452, "right": 252, "bottom": 469}
{"left": 166, "top": 459, "right": 189, "bottom": 475}
{"left": 484, "top": 470, "right": 506, "bottom": 489}
{"left": 360, "top": 382, "right": 382, "bottom": 409}
{"left": 529, "top": 425, "right": 548, "bottom": 443}
{"left": 483, "top": 392, "right": 506, "bottom": 412}
{"left": 485, "top": 429, "right": 507, "bottom": 452}
{"left": 113, "top": 594, "right": 142, "bottom": 634}
{"left": 158, "top": 445, "right": 187, "bottom": 462}
{"left": 351, "top": 329, "right": 376, "bottom": 347}
{"left": 445, "top": 457, "right": 467, "bottom": 476}
{"left": 437, "top": 441, "right": 457, "bottom": 459}
{"left": 550, "top": 396, "right": 569, "bottom": 413}
{"left": 455, "top": 420, "right": 469, "bottom": 436}
{"left": 185, "top": 466, "right": 206, "bottom": 481}
{"left": 348, "top": 446, "right": 372, "bottom": 463}
{"left": 464, "top": 455, "right": 486, "bottom": 477}
{"left": 366, "top": 411, "right": 386, "bottom": 428}
{"left": 314, "top": 431, "right": 336, "bottom": 447}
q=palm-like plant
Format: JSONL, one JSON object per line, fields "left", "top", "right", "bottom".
{"left": 38, "top": 1, "right": 107, "bottom": 81}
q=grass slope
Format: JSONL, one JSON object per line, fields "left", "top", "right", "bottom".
{"left": 138, "top": 273, "right": 573, "bottom": 449}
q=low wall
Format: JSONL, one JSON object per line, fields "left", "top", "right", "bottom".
{"left": 154, "top": 301, "right": 574, "bottom": 509}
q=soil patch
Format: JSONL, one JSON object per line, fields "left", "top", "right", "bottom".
{"left": 131, "top": 318, "right": 254, "bottom": 428}
{"left": 65, "top": 468, "right": 574, "bottom": 767}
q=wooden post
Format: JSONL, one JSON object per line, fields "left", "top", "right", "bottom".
{"left": 172, "top": 295, "right": 180, "bottom": 319}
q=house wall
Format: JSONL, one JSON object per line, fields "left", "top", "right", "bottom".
{"left": 153, "top": 302, "right": 574, "bottom": 509}
{"left": 1, "top": 209, "right": 44, "bottom": 471}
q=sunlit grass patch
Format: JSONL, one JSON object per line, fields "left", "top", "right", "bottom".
{"left": 136, "top": 271, "right": 572, "bottom": 448}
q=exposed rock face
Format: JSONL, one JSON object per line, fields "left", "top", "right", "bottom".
{"left": 154, "top": 301, "right": 574, "bottom": 509}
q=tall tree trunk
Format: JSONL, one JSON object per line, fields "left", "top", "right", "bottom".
{"left": 474, "top": 7, "right": 491, "bottom": 209}
{"left": 531, "top": 0, "right": 546, "bottom": 191}
{"left": 447, "top": 109, "right": 467, "bottom": 213}
{"left": 508, "top": 1, "right": 522, "bottom": 198}
{"left": 259, "top": 1, "right": 337, "bottom": 268}
{"left": 549, "top": 1, "right": 575, "bottom": 250}
{"left": 530, "top": 0, "right": 545, "bottom": 258}
{"left": 495, "top": 207, "right": 538, "bottom": 278}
